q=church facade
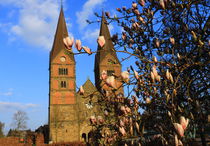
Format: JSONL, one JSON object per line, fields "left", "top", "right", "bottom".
{"left": 48, "top": 8, "right": 123, "bottom": 143}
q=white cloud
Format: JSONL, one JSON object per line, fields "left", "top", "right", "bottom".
{"left": 76, "top": 0, "right": 106, "bottom": 30}
{"left": 83, "top": 28, "right": 99, "bottom": 42}
{"left": 82, "top": 24, "right": 114, "bottom": 42}
{"left": 0, "top": 101, "right": 38, "bottom": 110}
{"left": 0, "top": 0, "right": 62, "bottom": 50}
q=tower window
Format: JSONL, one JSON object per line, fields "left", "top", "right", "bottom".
{"left": 107, "top": 70, "right": 115, "bottom": 76}
{"left": 61, "top": 81, "right": 67, "bottom": 88}
{"left": 108, "top": 59, "right": 116, "bottom": 64}
{"left": 59, "top": 68, "right": 68, "bottom": 75}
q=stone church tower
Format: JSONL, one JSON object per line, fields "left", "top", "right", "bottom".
{"left": 94, "top": 14, "right": 124, "bottom": 95}
{"left": 49, "top": 7, "right": 78, "bottom": 142}
{"left": 49, "top": 8, "right": 123, "bottom": 143}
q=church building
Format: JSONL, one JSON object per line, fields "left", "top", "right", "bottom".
{"left": 48, "top": 7, "right": 123, "bottom": 143}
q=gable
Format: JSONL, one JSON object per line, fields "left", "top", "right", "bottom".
{"left": 50, "top": 49, "right": 75, "bottom": 64}
{"left": 100, "top": 53, "right": 121, "bottom": 66}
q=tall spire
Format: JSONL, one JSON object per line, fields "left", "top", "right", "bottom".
{"left": 95, "top": 14, "right": 120, "bottom": 64}
{"left": 94, "top": 13, "right": 123, "bottom": 93}
{"left": 99, "top": 13, "right": 114, "bottom": 51}
{"left": 50, "top": 7, "right": 74, "bottom": 61}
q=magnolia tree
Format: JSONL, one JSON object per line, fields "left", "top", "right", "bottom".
{"left": 64, "top": 0, "right": 209, "bottom": 145}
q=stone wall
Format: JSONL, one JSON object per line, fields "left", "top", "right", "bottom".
{"left": 0, "top": 134, "right": 85, "bottom": 146}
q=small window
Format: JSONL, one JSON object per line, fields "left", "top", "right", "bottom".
{"left": 61, "top": 81, "right": 67, "bottom": 88}
{"left": 108, "top": 59, "right": 116, "bottom": 64}
{"left": 59, "top": 68, "right": 68, "bottom": 75}
{"left": 107, "top": 70, "right": 115, "bottom": 76}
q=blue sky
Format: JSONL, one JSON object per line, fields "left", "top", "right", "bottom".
{"left": 0, "top": 0, "right": 130, "bottom": 133}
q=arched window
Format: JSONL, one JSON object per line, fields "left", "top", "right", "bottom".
{"left": 59, "top": 68, "right": 68, "bottom": 75}
{"left": 82, "top": 133, "right": 86, "bottom": 142}
{"left": 61, "top": 81, "right": 67, "bottom": 88}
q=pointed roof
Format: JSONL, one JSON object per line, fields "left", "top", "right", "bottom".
{"left": 95, "top": 14, "right": 120, "bottom": 65}
{"left": 83, "top": 79, "right": 97, "bottom": 91}
{"left": 50, "top": 7, "right": 74, "bottom": 62}
{"left": 77, "top": 79, "right": 98, "bottom": 95}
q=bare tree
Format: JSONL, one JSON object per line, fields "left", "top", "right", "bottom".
{"left": 12, "top": 110, "right": 28, "bottom": 130}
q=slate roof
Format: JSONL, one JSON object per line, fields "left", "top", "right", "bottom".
{"left": 77, "top": 79, "right": 98, "bottom": 95}
{"left": 50, "top": 7, "right": 75, "bottom": 62}
{"left": 94, "top": 13, "right": 120, "bottom": 67}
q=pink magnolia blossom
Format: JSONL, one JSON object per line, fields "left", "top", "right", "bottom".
{"left": 97, "top": 36, "right": 106, "bottom": 47}
{"left": 198, "top": 40, "right": 204, "bottom": 46}
{"left": 120, "top": 119, "right": 125, "bottom": 127}
{"left": 153, "top": 87, "right": 157, "bottom": 94}
{"left": 175, "top": 134, "right": 183, "bottom": 146}
{"left": 122, "top": 32, "right": 127, "bottom": 40}
{"left": 79, "top": 86, "right": 84, "bottom": 95}
{"left": 132, "top": 2, "right": 138, "bottom": 9}
{"left": 170, "top": 37, "right": 175, "bottom": 45}
{"left": 119, "top": 127, "right": 126, "bottom": 136}
{"left": 159, "top": 0, "right": 165, "bottom": 9}
{"left": 173, "top": 123, "right": 184, "bottom": 137}
{"left": 82, "top": 46, "right": 92, "bottom": 55}
{"left": 63, "top": 36, "right": 74, "bottom": 50}
{"left": 135, "top": 122, "right": 140, "bottom": 133}
{"left": 166, "top": 69, "right": 170, "bottom": 80}
{"left": 156, "top": 75, "right": 161, "bottom": 82}
{"left": 125, "top": 106, "right": 131, "bottom": 113}
{"left": 169, "top": 72, "right": 174, "bottom": 83}
{"left": 90, "top": 116, "right": 97, "bottom": 124}
{"left": 152, "top": 65, "right": 158, "bottom": 77}
{"left": 106, "top": 76, "right": 116, "bottom": 89}
{"left": 129, "top": 117, "right": 133, "bottom": 124}
{"left": 121, "top": 71, "right": 130, "bottom": 83}
{"left": 180, "top": 116, "right": 189, "bottom": 130}
{"left": 132, "top": 22, "right": 139, "bottom": 29}
{"left": 130, "top": 125, "right": 133, "bottom": 135}
{"left": 139, "top": 0, "right": 145, "bottom": 7}
{"left": 191, "top": 31, "right": 197, "bottom": 40}
{"left": 153, "top": 56, "right": 157, "bottom": 63}
{"left": 175, "top": 134, "right": 178, "bottom": 146}
{"left": 151, "top": 71, "right": 155, "bottom": 83}
{"left": 98, "top": 116, "right": 104, "bottom": 124}
{"left": 75, "top": 40, "right": 82, "bottom": 51}
{"left": 173, "top": 89, "right": 177, "bottom": 96}
{"left": 133, "top": 9, "right": 140, "bottom": 15}
{"left": 145, "top": 97, "right": 151, "bottom": 104}
{"left": 155, "top": 39, "right": 160, "bottom": 48}
{"left": 168, "top": 111, "right": 172, "bottom": 117}
{"left": 138, "top": 16, "right": 145, "bottom": 24}
{"left": 123, "top": 117, "right": 129, "bottom": 125}
{"left": 100, "top": 70, "right": 107, "bottom": 80}
{"left": 177, "top": 53, "right": 181, "bottom": 59}
{"left": 134, "top": 70, "right": 139, "bottom": 80}
{"left": 104, "top": 110, "right": 108, "bottom": 116}
{"left": 178, "top": 140, "right": 183, "bottom": 146}
{"left": 120, "top": 106, "right": 126, "bottom": 114}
